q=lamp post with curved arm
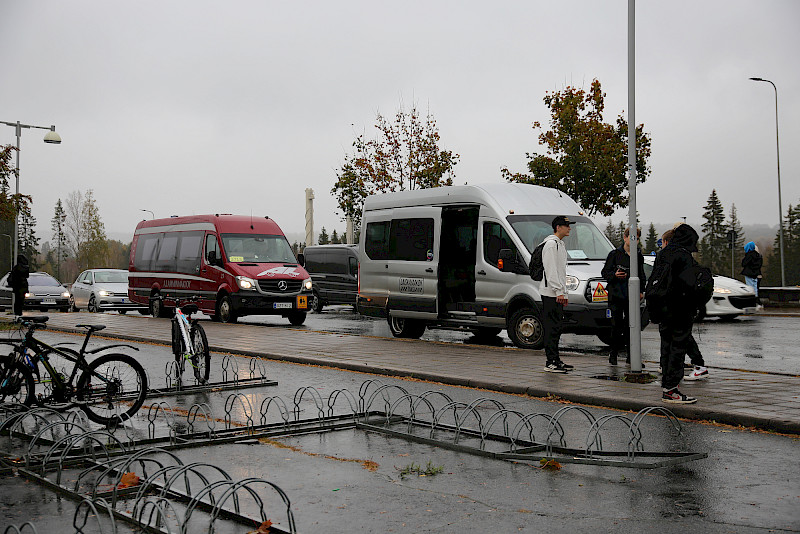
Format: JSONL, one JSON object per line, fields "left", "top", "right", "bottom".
{"left": 0, "top": 120, "right": 62, "bottom": 262}
{"left": 749, "top": 77, "right": 785, "bottom": 287}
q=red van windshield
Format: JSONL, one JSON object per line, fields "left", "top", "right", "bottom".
{"left": 221, "top": 234, "right": 297, "bottom": 264}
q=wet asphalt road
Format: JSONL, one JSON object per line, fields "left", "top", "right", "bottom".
{"left": 238, "top": 306, "right": 800, "bottom": 376}
{"left": 2, "top": 326, "right": 798, "bottom": 533}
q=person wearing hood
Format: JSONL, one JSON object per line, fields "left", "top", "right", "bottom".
{"left": 652, "top": 223, "right": 701, "bottom": 404}
{"left": 9, "top": 254, "right": 30, "bottom": 316}
{"left": 741, "top": 241, "right": 763, "bottom": 297}
{"left": 601, "top": 226, "right": 647, "bottom": 365}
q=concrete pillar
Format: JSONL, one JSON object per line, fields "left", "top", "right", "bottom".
{"left": 305, "top": 188, "right": 315, "bottom": 247}
{"left": 346, "top": 215, "right": 354, "bottom": 245}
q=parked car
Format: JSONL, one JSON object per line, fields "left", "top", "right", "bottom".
{"left": 71, "top": 269, "right": 145, "bottom": 313}
{"left": 0, "top": 271, "right": 71, "bottom": 312}
{"left": 299, "top": 244, "right": 359, "bottom": 312}
{"left": 643, "top": 256, "right": 757, "bottom": 320}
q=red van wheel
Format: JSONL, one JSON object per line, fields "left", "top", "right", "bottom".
{"left": 216, "top": 295, "right": 237, "bottom": 323}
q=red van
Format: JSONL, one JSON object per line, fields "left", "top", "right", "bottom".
{"left": 128, "top": 214, "right": 312, "bottom": 324}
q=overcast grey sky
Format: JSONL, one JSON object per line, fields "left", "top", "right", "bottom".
{"left": 1, "top": 0, "right": 798, "bottom": 243}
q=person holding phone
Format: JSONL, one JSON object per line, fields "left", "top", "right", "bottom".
{"left": 601, "top": 227, "right": 647, "bottom": 365}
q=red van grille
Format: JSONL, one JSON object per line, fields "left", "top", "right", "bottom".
{"left": 258, "top": 280, "right": 303, "bottom": 293}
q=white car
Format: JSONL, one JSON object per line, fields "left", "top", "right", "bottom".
{"left": 70, "top": 269, "right": 145, "bottom": 313}
{"left": 643, "top": 256, "right": 757, "bottom": 321}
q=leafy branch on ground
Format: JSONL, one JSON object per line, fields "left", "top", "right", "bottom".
{"left": 396, "top": 460, "right": 444, "bottom": 479}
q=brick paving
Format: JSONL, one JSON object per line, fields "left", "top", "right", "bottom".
{"left": 25, "top": 312, "right": 800, "bottom": 434}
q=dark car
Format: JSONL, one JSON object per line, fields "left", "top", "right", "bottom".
{"left": 0, "top": 271, "right": 71, "bottom": 312}
{"left": 299, "top": 245, "right": 359, "bottom": 312}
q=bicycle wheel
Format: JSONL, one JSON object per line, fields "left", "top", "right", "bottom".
{"left": 0, "top": 361, "right": 35, "bottom": 406}
{"left": 171, "top": 319, "right": 186, "bottom": 377}
{"left": 77, "top": 353, "right": 148, "bottom": 425}
{"left": 189, "top": 322, "right": 210, "bottom": 384}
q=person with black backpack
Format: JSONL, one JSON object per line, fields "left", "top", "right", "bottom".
{"left": 538, "top": 215, "right": 575, "bottom": 373}
{"left": 601, "top": 226, "right": 647, "bottom": 366}
{"left": 9, "top": 254, "right": 30, "bottom": 317}
{"left": 647, "top": 223, "right": 707, "bottom": 404}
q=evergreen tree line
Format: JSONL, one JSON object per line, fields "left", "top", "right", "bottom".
{"left": 603, "top": 189, "right": 799, "bottom": 286}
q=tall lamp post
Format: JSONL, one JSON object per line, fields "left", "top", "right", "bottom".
{"left": 0, "top": 120, "right": 62, "bottom": 262}
{"left": 749, "top": 77, "right": 785, "bottom": 287}
{"left": 140, "top": 209, "right": 155, "bottom": 220}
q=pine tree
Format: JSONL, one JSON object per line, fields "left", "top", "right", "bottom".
{"left": 604, "top": 220, "right": 617, "bottom": 247}
{"left": 766, "top": 203, "right": 800, "bottom": 286}
{"left": 725, "top": 204, "right": 746, "bottom": 280}
{"left": 644, "top": 223, "right": 658, "bottom": 254}
{"left": 18, "top": 203, "right": 39, "bottom": 269}
{"left": 318, "top": 227, "right": 329, "bottom": 245}
{"left": 699, "top": 189, "right": 728, "bottom": 272}
{"left": 51, "top": 199, "right": 67, "bottom": 280}
{"left": 330, "top": 229, "right": 340, "bottom": 244}
{"left": 616, "top": 221, "right": 626, "bottom": 248}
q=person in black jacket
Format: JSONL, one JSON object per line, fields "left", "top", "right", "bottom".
{"left": 601, "top": 227, "right": 646, "bottom": 365}
{"left": 741, "top": 241, "right": 762, "bottom": 298}
{"left": 654, "top": 224, "right": 700, "bottom": 404}
{"left": 9, "top": 254, "right": 30, "bottom": 316}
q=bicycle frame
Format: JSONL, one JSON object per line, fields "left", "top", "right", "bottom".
{"left": 174, "top": 306, "right": 194, "bottom": 359}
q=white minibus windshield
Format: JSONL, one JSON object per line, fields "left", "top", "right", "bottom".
{"left": 508, "top": 215, "right": 614, "bottom": 261}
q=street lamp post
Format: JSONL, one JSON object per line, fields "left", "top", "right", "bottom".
{"left": 749, "top": 77, "right": 785, "bottom": 287}
{"left": 0, "top": 120, "right": 62, "bottom": 263}
{"left": 140, "top": 209, "right": 155, "bottom": 220}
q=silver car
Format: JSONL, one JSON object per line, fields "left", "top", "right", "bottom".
{"left": 71, "top": 269, "right": 144, "bottom": 313}
{"left": 0, "top": 271, "right": 71, "bottom": 312}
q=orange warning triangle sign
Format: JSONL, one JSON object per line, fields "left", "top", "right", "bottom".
{"left": 592, "top": 283, "right": 609, "bottom": 302}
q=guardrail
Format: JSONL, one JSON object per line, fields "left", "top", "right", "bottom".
{"left": 760, "top": 286, "right": 800, "bottom": 307}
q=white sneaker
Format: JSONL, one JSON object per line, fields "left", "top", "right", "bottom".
{"left": 684, "top": 366, "right": 709, "bottom": 380}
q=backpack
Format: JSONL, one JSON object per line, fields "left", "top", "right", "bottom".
{"left": 528, "top": 241, "right": 546, "bottom": 282}
{"left": 644, "top": 260, "right": 671, "bottom": 323}
{"left": 679, "top": 263, "right": 714, "bottom": 309}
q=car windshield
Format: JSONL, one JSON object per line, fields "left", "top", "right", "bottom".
{"left": 93, "top": 271, "right": 128, "bottom": 283}
{"left": 221, "top": 234, "right": 297, "bottom": 263}
{"left": 30, "top": 274, "right": 63, "bottom": 287}
{"left": 507, "top": 215, "right": 614, "bottom": 261}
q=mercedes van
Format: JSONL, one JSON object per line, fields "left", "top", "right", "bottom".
{"left": 356, "top": 183, "right": 615, "bottom": 348}
{"left": 129, "top": 214, "right": 312, "bottom": 324}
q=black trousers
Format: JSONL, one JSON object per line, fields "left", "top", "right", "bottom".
{"left": 12, "top": 289, "right": 25, "bottom": 316}
{"left": 541, "top": 296, "right": 564, "bottom": 363}
{"left": 609, "top": 297, "right": 630, "bottom": 354}
{"left": 660, "top": 310, "right": 695, "bottom": 390}
{"left": 659, "top": 323, "right": 704, "bottom": 371}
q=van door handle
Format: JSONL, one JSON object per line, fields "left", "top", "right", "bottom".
{"left": 425, "top": 268, "right": 433, "bottom": 273}
{"left": 477, "top": 270, "right": 486, "bottom": 275}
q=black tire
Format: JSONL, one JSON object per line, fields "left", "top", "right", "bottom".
{"left": 189, "top": 323, "right": 210, "bottom": 384}
{"left": 77, "top": 353, "right": 148, "bottom": 425}
{"left": 0, "top": 361, "right": 35, "bottom": 406}
{"left": 216, "top": 295, "right": 237, "bottom": 324}
{"left": 387, "top": 314, "right": 426, "bottom": 339}
{"left": 507, "top": 307, "right": 545, "bottom": 350}
{"left": 287, "top": 312, "right": 307, "bottom": 326}
{"left": 171, "top": 318, "right": 183, "bottom": 359}
{"left": 88, "top": 295, "right": 99, "bottom": 313}
{"left": 312, "top": 292, "right": 324, "bottom": 313}
{"left": 148, "top": 293, "right": 169, "bottom": 318}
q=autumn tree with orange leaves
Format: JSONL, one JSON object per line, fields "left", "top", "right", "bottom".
{"left": 502, "top": 79, "right": 651, "bottom": 216}
{"left": 332, "top": 105, "right": 459, "bottom": 232}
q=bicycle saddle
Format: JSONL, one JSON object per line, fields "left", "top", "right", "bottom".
{"left": 23, "top": 316, "right": 49, "bottom": 324}
{"left": 180, "top": 303, "right": 199, "bottom": 315}
{"left": 76, "top": 324, "right": 107, "bottom": 332}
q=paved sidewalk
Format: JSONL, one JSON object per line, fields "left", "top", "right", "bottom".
{"left": 15, "top": 312, "right": 800, "bottom": 434}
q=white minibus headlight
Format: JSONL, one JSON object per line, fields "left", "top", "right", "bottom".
{"left": 236, "top": 276, "right": 257, "bottom": 290}
{"left": 98, "top": 290, "right": 110, "bottom": 297}
{"left": 25, "top": 292, "right": 33, "bottom": 298}
{"left": 62, "top": 291, "right": 71, "bottom": 298}
{"left": 565, "top": 276, "right": 580, "bottom": 292}
{"left": 304, "top": 278, "right": 313, "bottom": 291}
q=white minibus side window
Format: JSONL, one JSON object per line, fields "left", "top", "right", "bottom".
{"left": 389, "top": 218, "right": 434, "bottom": 261}
{"left": 365, "top": 222, "right": 390, "bottom": 260}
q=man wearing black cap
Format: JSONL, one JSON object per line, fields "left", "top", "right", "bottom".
{"left": 540, "top": 216, "right": 574, "bottom": 373}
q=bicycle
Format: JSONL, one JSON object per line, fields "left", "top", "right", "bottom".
{"left": 0, "top": 316, "right": 149, "bottom": 425}
{"left": 170, "top": 297, "right": 210, "bottom": 385}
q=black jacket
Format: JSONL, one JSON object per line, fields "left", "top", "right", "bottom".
{"left": 653, "top": 224, "right": 700, "bottom": 314}
{"left": 9, "top": 255, "right": 29, "bottom": 292}
{"left": 741, "top": 250, "right": 763, "bottom": 278}
{"left": 601, "top": 246, "right": 647, "bottom": 301}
